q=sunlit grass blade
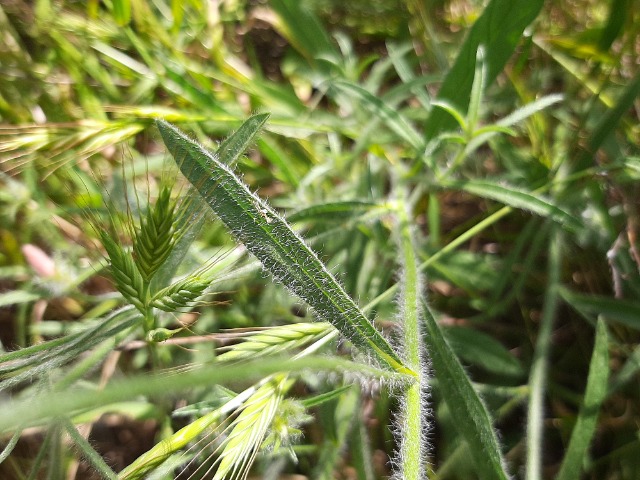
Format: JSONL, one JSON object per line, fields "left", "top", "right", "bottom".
{"left": 424, "top": 0, "right": 544, "bottom": 139}
{"left": 556, "top": 318, "right": 610, "bottom": 480}
{"left": 496, "top": 94, "right": 564, "bottom": 129}
{"left": 156, "top": 117, "right": 411, "bottom": 376}
{"left": 423, "top": 302, "right": 510, "bottom": 480}
{"left": 111, "top": 0, "right": 131, "bottom": 26}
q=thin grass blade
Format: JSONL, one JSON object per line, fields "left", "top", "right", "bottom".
{"left": 63, "top": 418, "right": 117, "bottom": 480}
{"left": 269, "top": 0, "right": 337, "bottom": 62}
{"left": 331, "top": 81, "right": 423, "bottom": 149}
{"left": 526, "top": 230, "right": 562, "bottom": 480}
{"left": 442, "top": 179, "right": 582, "bottom": 232}
{"left": 556, "top": 318, "right": 610, "bottom": 480}
{"left": 560, "top": 288, "right": 640, "bottom": 330}
{"left": 585, "top": 72, "right": 640, "bottom": 158}
{"left": 424, "top": 0, "right": 544, "bottom": 139}
{"left": 445, "top": 326, "right": 524, "bottom": 379}
{"left": 0, "top": 357, "right": 409, "bottom": 433}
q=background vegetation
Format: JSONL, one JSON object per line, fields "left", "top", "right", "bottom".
{"left": 0, "top": 0, "right": 639, "bottom": 479}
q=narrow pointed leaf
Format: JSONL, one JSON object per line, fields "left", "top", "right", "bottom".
{"left": 586, "top": 72, "right": 640, "bottom": 157}
{"left": 424, "top": 0, "right": 544, "bottom": 139}
{"left": 556, "top": 318, "right": 610, "bottom": 480}
{"left": 270, "top": 0, "right": 337, "bottom": 61}
{"left": 443, "top": 179, "right": 582, "bottom": 231}
{"left": 496, "top": 94, "right": 564, "bottom": 129}
{"left": 424, "top": 303, "right": 510, "bottom": 480}
{"left": 445, "top": 326, "right": 524, "bottom": 379}
{"left": 332, "top": 81, "right": 423, "bottom": 149}
{"left": 156, "top": 118, "right": 410, "bottom": 375}
{"left": 560, "top": 288, "right": 640, "bottom": 329}
{"left": 217, "top": 113, "right": 270, "bottom": 166}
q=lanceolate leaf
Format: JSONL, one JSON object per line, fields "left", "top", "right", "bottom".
{"left": 424, "top": 303, "right": 510, "bottom": 480}
{"left": 156, "top": 118, "right": 411, "bottom": 376}
{"left": 443, "top": 179, "right": 582, "bottom": 231}
{"left": 216, "top": 113, "right": 271, "bottom": 166}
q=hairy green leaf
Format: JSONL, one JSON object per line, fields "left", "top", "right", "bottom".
{"left": 156, "top": 118, "right": 411, "bottom": 376}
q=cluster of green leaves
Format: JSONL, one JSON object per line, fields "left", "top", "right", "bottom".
{"left": 1, "top": 0, "right": 639, "bottom": 479}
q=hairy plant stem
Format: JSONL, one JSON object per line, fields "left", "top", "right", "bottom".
{"left": 395, "top": 192, "right": 427, "bottom": 479}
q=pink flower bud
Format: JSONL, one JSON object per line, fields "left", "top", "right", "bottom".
{"left": 21, "top": 244, "right": 56, "bottom": 278}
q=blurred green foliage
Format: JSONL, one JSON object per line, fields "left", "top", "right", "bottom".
{"left": 0, "top": 0, "right": 639, "bottom": 478}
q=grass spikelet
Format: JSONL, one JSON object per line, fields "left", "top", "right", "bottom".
{"left": 99, "top": 231, "right": 146, "bottom": 313}
{"left": 150, "top": 274, "right": 212, "bottom": 312}
{"left": 0, "top": 120, "right": 145, "bottom": 174}
{"left": 133, "top": 184, "right": 178, "bottom": 281}
{"left": 216, "top": 322, "right": 334, "bottom": 362}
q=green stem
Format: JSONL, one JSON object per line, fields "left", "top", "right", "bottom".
{"left": 364, "top": 204, "right": 513, "bottom": 313}
{"left": 395, "top": 193, "right": 427, "bottom": 479}
{"left": 63, "top": 418, "right": 117, "bottom": 480}
{"left": 526, "top": 228, "right": 562, "bottom": 480}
